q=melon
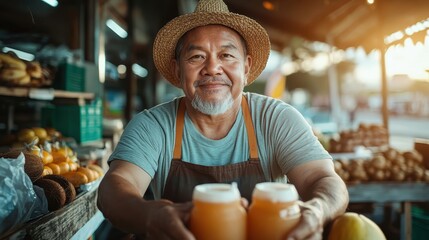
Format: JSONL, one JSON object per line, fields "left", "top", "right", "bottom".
{"left": 328, "top": 212, "right": 386, "bottom": 240}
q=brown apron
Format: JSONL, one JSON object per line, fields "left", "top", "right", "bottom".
{"left": 162, "top": 95, "right": 266, "bottom": 202}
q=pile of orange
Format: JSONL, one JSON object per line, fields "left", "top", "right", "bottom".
{"left": 4, "top": 126, "right": 105, "bottom": 189}
{"left": 42, "top": 145, "right": 104, "bottom": 188}
{"left": 41, "top": 145, "right": 79, "bottom": 176}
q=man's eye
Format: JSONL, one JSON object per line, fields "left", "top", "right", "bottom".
{"left": 189, "top": 55, "right": 204, "bottom": 60}
{"left": 222, "top": 53, "right": 234, "bottom": 58}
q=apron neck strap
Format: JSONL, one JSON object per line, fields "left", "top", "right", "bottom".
{"left": 241, "top": 96, "right": 259, "bottom": 160}
{"left": 173, "top": 95, "right": 259, "bottom": 160}
{"left": 173, "top": 97, "right": 186, "bottom": 160}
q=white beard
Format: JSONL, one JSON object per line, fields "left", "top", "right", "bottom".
{"left": 192, "top": 92, "right": 234, "bottom": 115}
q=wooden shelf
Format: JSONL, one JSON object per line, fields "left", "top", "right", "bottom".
{"left": 0, "top": 86, "right": 94, "bottom": 105}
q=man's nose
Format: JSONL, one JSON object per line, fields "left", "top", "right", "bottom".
{"left": 202, "top": 57, "right": 223, "bottom": 76}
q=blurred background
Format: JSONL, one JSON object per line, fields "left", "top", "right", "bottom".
{"left": 1, "top": 0, "right": 428, "bottom": 149}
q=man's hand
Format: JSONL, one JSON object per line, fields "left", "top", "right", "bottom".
{"left": 286, "top": 200, "right": 324, "bottom": 240}
{"left": 286, "top": 159, "right": 349, "bottom": 239}
{"left": 141, "top": 200, "right": 195, "bottom": 240}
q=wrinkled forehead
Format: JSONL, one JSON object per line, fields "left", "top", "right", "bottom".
{"left": 175, "top": 24, "right": 247, "bottom": 58}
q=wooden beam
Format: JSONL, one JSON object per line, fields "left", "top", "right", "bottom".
{"left": 307, "top": 0, "right": 360, "bottom": 32}
{"left": 226, "top": 2, "right": 321, "bottom": 42}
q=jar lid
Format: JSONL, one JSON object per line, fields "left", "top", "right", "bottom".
{"left": 252, "top": 182, "right": 299, "bottom": 202}
{"left": 192, "top": 183, "right": 241, "bottom": 203}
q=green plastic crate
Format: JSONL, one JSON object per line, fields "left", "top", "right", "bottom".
{"left": 412, "top": 206, "right": 429, "bottom": 240}
{"left": 40, "top": 105, "right": 56, "bottom": 127}
{"left": 54, "top": 63, "right": 85, "bottom": 92}
{"left": 40, "top": 100, "right": 102, "bottom": 143}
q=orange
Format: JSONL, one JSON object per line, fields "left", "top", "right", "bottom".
{"left": 68, "top": 161, "right": 79, "bottom": 172}
{"left": 77, "top": 167, "right": 96, "bottom": 182}
{"left": 88, "top": 164, "right": 104, "bottom": 177}
{"left": 42, "top": 166, "right": 53, "bottom": 176}
{"left": 17, "top": 128, "right": 36, "bottom": 143}
{"left": 32, "top": 127, "right": 48, "bottom": 139}
{"left": 62, "top": 171, "right": 88, "bottom": 188}
{"left": 58, "top": 162, "right": 70, "bottom": 174}
{"left": 41, "top": 150, "right": 53, "bottom": 165}
{"left": 27, "top": 145, "right": 42, "bottom": 157}
{"left": 47, "top": 163, "right": 61, "bottom": 175}
{"left": 51, "top": 150, "right": 68, "bottom": 163}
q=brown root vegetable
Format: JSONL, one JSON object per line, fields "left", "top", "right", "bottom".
{"left": 372, "top": 155, "right": 386, "bottom": 170}
{"left": 390, "top": 171, "right": 406, "bottom": 181}
{"left": 334, "top": 161, "right": 343, "bottom": 172}
{"left": 372, "top": 170, "right": 385, "bottom": 181}
{"left": 34, "top": 178, "right": 66, "bottom": 211}
{"left": 0, "top": 150, "right": 44, "bottom": 182}
{"left": 338, "top": 170, "right": 350, "bottom": 182}
{"left": 43, "top": 174, "right": 76, "bottom": 205}
{"left": 423, "top": 170, "right": 429, "bottom": 182}
{"left": 411, "top": 167, "right": 425, "bottom": 181}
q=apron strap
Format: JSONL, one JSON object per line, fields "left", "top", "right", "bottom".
{"left": 172, "top": 95, "right": 259, "bottom": 160}
{"left": 241, "top": 96, "right": 259, "bottom": 160}
{"left": 173, "top": 98, "right": 186, "bottom": 160}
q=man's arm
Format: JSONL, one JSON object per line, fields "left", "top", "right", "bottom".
{"left": 97, "top": 160, "right": 195, "bottom": 239}
{"left": 286, "top": 159, "right": 349, "bottom": 239}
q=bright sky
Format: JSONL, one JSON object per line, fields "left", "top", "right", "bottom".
{"left": 262, "top": 33, "right": 429, "bottom": 92}
{"left": 353, "top": 35, "right": 429, "bottom": 88}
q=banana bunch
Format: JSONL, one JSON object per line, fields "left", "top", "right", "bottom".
{"left": 0, "top": 52, "right": 51, "bottom": 87}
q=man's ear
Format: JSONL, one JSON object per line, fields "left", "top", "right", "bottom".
{"left": 244, "top": 55, "right": 252, "bottom": 77}
{"left": 244, "top": 55, "right": 252, "bottom": 84}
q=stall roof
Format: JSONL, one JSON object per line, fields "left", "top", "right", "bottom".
{"left": 225, "top": 0, "right": 429, "bottom": 51}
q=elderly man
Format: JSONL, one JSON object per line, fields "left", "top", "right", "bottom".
{"left": 98, "top": 0, "right": 348, "bottom": 239}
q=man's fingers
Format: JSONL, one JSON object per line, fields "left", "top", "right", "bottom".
{"left": 146, "top": 202, "right": 195, "bottom": 240}
{"left": 288, "top": 202, "right": 323, "bottom": 240}
{"left": 240, "top": 197, "right": 249, "bottom": 209}
{"left": 164, "top": 202, "right": 195, "bottom": 240}
{"left": 167, "top": 215, "right": 196, "bottom": 240}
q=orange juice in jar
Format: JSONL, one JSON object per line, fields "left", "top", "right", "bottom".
{"left": 190, "top": 183, "right": 246, "bottom": 240}
{"left": 248, "top": 182, "right": 301, "bottom": 240}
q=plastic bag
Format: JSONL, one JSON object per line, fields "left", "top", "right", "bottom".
{"left": 0, "top": 152, "right": 49, "bottom": 235}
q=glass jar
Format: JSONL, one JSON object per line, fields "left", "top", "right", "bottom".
{"left": 247, "top": 182, "right": 301, "bottom": 240}
{"left": 190, "top": 183, "right": 246, "bottom": 240}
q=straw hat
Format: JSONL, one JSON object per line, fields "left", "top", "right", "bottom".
{"left": 153, "top": 0, "right": 271, "bottom": 88}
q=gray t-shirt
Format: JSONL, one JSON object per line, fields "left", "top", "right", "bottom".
{"left": 109, "top": 92, "right": 332, "bottom": 199}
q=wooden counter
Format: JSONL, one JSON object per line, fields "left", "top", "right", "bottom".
{"left": 347, "top": 182, "right": 429, "bottom": 240}
{"left": 348, "top": 182, "right": 429, "bottom": 203}
{"left": 0, "top": 185, "right": 104, "bottom": 240}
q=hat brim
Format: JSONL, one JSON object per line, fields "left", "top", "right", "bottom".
{"left": 153, "top": 12, "right": 271, "bottom": 88}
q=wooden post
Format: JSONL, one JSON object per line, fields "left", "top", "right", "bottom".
{"left": 377, "top": 0, "right": 389, "bottom": 131}
{"left": 379, "top": 43, "right": 389, "bottom": 130}
{"left": 403, "top": 202, "right": 412, "bottom": 240}
{"left": 125, "top": 0, "right": 136, "bottom": 123}
{"left": 84, "top": 0, "right": 98, "bottom": 63}
{"left": 326, "top": 34, "right": 343, "bottom": 131}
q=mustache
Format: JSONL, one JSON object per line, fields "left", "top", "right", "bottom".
{"left": 193, "top": 76, "right": 232, "bottom": 87}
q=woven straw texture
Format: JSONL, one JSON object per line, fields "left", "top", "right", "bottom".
{"left": 153, "top": 0, "right": 271, "bottom": 88}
